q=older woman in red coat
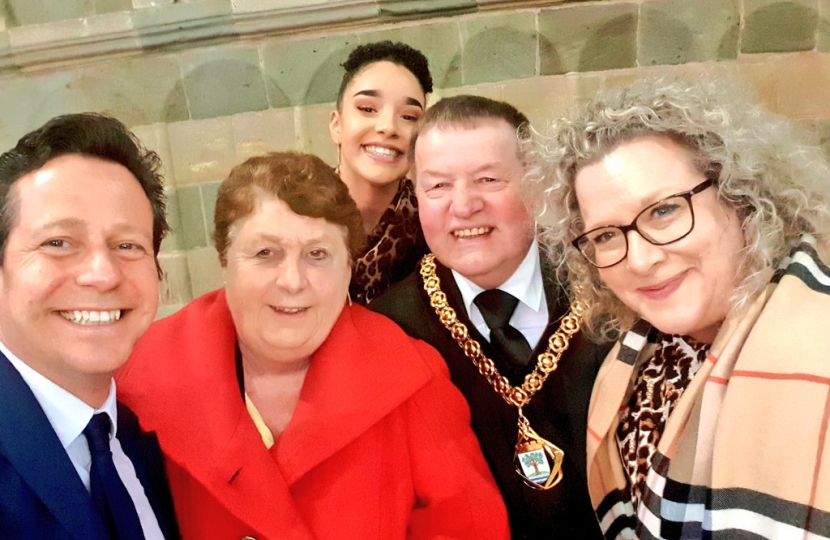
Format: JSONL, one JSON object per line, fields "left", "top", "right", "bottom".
{"left": 117, "top": 152, "right": 509, "bottom": 540}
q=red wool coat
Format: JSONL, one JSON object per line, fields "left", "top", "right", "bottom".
{"left": 117, "top": 289, "right": 509, "bottom": 540}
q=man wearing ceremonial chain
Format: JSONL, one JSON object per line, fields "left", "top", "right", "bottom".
{"left": 372, "top": 95, "right": 608, "bottom": 539}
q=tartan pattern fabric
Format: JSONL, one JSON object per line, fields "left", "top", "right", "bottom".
{"left": 587, "top": 240, "right": 830, "bottom": 540}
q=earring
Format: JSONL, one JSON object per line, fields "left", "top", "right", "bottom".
{"left": 347, "top": 291, "right": 353, "bottom": 307}
{"left": 335, "top": 146, "right": 342, "bottom": 175}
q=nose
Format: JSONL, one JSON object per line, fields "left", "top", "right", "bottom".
{"left": 375, "top": 107, "right": 399, "bottom": 136}
{"left": 624, "top": 230, "right": 665, "bottom": 275}
{"left": 450, "top": 182, "right": 484, "bottom": 218}
{"left": 276, "top": 257, "right": 308, "bottom": 293}
{"left": 76, "top": 248, "right": 122, "bottom": 291}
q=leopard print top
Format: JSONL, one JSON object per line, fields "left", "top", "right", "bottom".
{"left": 616, "top": 334, "right": 709, "bottom": 507}
{"left": 349, "top": 179, "right": 428, "bottom": 305}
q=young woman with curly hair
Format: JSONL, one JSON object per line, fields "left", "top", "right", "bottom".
{"left": 329, "top": 41, "right": 433, "bottom": 304}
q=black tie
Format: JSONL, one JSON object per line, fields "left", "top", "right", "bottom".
{"left": 84, "top": 413, "right": 146, "bottom": 540}
{"left": 474, "top": 289, "right": 533, "bottom": 366}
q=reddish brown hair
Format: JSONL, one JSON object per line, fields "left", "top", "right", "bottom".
{"left": 213, "top": 152, "right": 365, "bottom": 266}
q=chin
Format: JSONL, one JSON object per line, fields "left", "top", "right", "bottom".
{"left": 74, "top": 341, "right": 133, "bottom": 365}
{"left": 648, "top": 317, "right": 706, "bottom": 340}
{"left": 638, "top": 307, "right": 693, "bottom": 336}
{"left": 367, "top": 175, "right": 404, "bottom": 188}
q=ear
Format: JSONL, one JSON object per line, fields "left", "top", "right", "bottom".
{"left": 329, "top": 110, "right": 341, "bottom": 145}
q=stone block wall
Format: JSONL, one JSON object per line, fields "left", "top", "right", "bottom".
{"left": 0, "top": 0, "right": 828, "bottom": 316}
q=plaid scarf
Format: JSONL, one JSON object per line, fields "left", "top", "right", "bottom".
{"left": 587, "top": 240, "right": 830, "bottom": 539}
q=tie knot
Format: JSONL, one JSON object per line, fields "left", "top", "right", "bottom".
{"left": 84, "top": 413, "right": 113, "bottom": 456}
{"left": 474, "top": 289, "right": 520, "bottom": 329}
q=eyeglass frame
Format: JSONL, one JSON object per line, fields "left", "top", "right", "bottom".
{"left": 571, "top": 178, "right": 716, "bottom": 269}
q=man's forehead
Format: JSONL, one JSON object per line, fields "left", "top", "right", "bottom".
{"left": 419, "top": 117, "right": 516, "bottom": 139}
{"left": 11, "top": 154, "right": 149, "bottom": 227}
{"left": 16, "top": 154, "right": 140, "bottom": 192}
{"left": 415, "top": 124, "right": 523, "bottom": 171}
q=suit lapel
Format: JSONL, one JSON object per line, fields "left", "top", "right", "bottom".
{"left": 117, "top": 402, "right": 180, "bottom": 540}
{"left": 0, "top": 353, "right": 107, "bottom": 540}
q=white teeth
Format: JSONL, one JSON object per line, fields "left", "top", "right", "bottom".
{"left": 275, "top": 307, "right": 304, "bottom": 314}
{"left": 453, "top": 227, "right": 491, "bottom": 238}
{"left": 364, "top": 145, "right": 401, "bottom": 158}
{"left": 60, "top": 310, "right": 121, "bottom": 325}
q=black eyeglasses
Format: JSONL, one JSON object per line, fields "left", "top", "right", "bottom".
{"left": 572, "top": 178, "right": 715, "bottom": 268}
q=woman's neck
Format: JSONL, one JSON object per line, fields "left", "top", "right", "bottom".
{"left": 241, "top": 350, "right": 310, "bottom": 439}
{"left": 340, "top": 171, "right": 400, "bottom": 233}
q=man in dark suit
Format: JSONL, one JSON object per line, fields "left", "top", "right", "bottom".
{"left": 0, "top": 114, "right": 179, "bottom": 540}
{"left": 371, "top": 96, "right": 608, "bottom": 539}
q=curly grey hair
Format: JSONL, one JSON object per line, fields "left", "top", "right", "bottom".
{"left": 526, "top": 77, "right": 830, "bottom": 342}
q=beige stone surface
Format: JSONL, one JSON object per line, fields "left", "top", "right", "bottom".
{"left": 773, "top": 54, "right": 830, "bottom": 119}
{"left": 167, "top": 116, "right": 237, "bottom": 185}
{"left": 503, "top": 77, "right": 569, "bottom": 129}
{"left": 232, "top": 108, "right": 298, "bottom": 161}
{"left": 5, "top": 0, "right": 828, "bottom": 309}
{"left": 186, "top": 246, "right": 224, "bottom": 299}
{"left": 158, "top": 251, "right": 193, "bottom": 307}
{"left": 297, "top": 102, "right": 338, "bottom": 167}
{"left": 132, "top": 122, "right": 175, "bottom": 185}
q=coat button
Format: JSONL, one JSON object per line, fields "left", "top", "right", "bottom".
{"left": 241, "top": 537, "right": 257, "bottom": 540}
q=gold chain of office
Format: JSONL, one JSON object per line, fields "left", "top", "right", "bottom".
{"left": 419, "top": 253, "right": 586, "bottom": 408}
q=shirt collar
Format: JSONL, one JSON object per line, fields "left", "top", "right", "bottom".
{"left": 452, "top": 238, "right": 544, "bottom": 315}
{"left": 0, "top": 340, "right": 118, "bottom": 448}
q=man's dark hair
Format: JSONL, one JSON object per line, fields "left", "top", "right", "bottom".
{"left": 0, "top": 113, "right": 169, "bottom": 276}
{"left": 409, "top": 94, "right": 530, "bottom": 163}
{"left": 336, "top": 40, "right": 433, "bottom": 107}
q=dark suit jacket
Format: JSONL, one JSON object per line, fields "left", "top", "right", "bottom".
{"left": 371, "top": 256, "right": 609, "bottom": 539}
{"left": 0, "top": 352, "right": 180, "bottom": 540}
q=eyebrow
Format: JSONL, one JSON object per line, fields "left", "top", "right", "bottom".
{"left": 39, "top": 217, "right": 86, "bottom": 231}
{"left": 582, "top": 189, "right": 680, "bottom": 230}
{"left": 253, "top": 231, "right": 339, "bottom": 245}
{"left": 352, "top": 89, "right": 424, "bottom": 110}
{"left": 36, "top": 218, "right": 152, "bottom": 239}
{"left": 419, "top": 162, "right": 504, "bottom": 179}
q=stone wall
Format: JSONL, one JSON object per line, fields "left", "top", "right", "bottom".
{"left": 0, "top": 0, "right": 828, "bottom": 315}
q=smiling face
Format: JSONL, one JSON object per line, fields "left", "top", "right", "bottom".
{"left": 414, "top": 119, "right": 535, "bottom": 290}
{"left": 223, "top": 196, "right": 351, "bottom": 369}
{"left": 0, "top": 154, "right": 159, "bottom": 404}
{"left": 329, "top": 60, "right": 426, "bottom": 191}
{"left": 575, "top": 135, "right": 744, "bottom": 343}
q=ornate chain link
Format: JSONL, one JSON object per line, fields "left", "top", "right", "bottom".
{"left": 420, "top": 253, "right": 586, "bottom": 408}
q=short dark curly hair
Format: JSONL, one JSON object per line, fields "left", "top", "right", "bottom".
{"left": 336, "top": 40, "right": 433, "bottom": 107}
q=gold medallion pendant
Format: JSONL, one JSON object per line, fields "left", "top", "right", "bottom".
{"left": 419, "top": 254, "right": 585, "bottom": 491}
{"left": 514, "top": 409, "right": 564, "bottom": 489}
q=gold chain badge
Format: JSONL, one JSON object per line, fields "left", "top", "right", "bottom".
{"left": 419, "top": 254, "right": 585, "bottom": 490}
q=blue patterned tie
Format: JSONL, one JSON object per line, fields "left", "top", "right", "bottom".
{"left": 474, "top": 289, "right": 533, "bottom": 366}
{"left": 84, "top": 413, "right": 146, "bottom": 540}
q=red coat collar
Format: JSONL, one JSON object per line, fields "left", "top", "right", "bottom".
{"left": 118, "top": 289, "right": 436, "bottom": 537}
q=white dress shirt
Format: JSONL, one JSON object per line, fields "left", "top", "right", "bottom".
{"left": 452, "top": 238, "right": 549, "bottom": 350}
{"left": 1, "top": 341, "right": 165, "bottom": 539}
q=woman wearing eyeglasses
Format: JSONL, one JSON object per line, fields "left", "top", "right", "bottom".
{"left": 527, "top": 78, "right": 830, "bottom": 540}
